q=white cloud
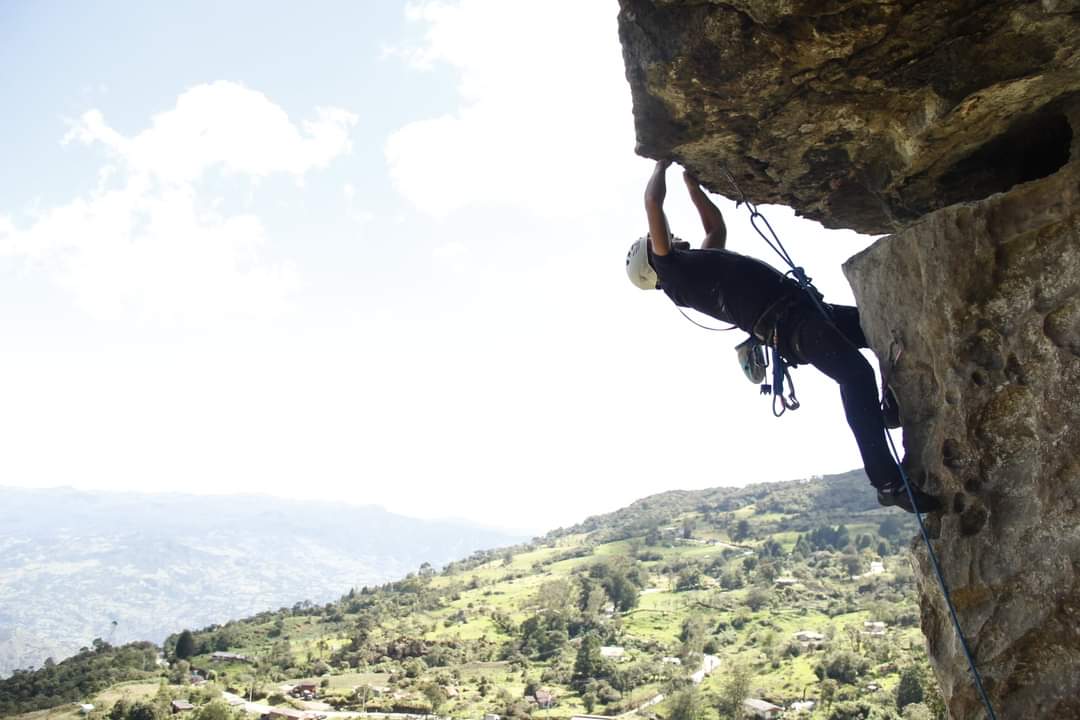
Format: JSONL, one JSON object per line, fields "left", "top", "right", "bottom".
{"left": 385, "top": 0, "right": 641, "bottom": 219}
{"left": 65, "top": 81, "right": 357, "bottom": 184}
{"left": 2, "top": 82, "right": 357, "bottom": 324}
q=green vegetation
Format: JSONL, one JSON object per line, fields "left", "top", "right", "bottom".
{"left": 0, "top": 641, "right": 159, "bottom": 716}
{"left": 1, "top": 470, "right": 947, "bottom": 720}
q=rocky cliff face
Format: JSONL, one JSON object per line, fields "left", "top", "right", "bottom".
{"left": 617, "top": 1, "right": 1080, "bottom": 717}
{"left": 619, "top": 0, "right": 1079, "bottom": 235}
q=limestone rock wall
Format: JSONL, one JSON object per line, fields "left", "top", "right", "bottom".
{"left": 845, "top": 158, "right": 1080, "bottom": 719}
{"left": 617, "top": 1, "right": 1080, "bottom": 716}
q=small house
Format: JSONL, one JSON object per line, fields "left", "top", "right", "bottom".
{"left": 79, "top": 704, "right": 95, "bottom": 715}
{"left": 599, "top": 645, "right": 625, "bottom": 659}
{"left": 171, "top": 700, "right": 194, "bottom": 714}
{"left": 266, "top": 710, "right": 307, "bottom": 720}
{"left": 291, "top": 681, "right": 319, "bottom": 698}
{"left": 743, "top": 698, "right": 783, "bottom": 719}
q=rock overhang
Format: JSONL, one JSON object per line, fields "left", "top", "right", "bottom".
{"left": 618, "top": 0, "right": 1080, "bottom": 234}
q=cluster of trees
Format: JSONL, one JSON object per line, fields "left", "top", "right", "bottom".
{"left": 108, "top": 696, "right": 240, "bottom": 720}
{"left": 0, "top": 640, "right": 159, "bottom": 716}
{"left": 506, "top": 559, "right": 645, "bottom": 664}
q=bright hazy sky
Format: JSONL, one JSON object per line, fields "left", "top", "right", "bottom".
{"left": 0, "top": 1, "right": 882, "bottom": 534}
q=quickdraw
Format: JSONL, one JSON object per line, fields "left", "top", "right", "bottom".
{"left": 755, "top": 334, "right": 799, "bottom": 417}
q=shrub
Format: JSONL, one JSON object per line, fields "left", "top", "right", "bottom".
{"left": 815, "top": 651, "right": 870, "bottom": 685}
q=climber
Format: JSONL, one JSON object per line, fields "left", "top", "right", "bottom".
{"left": 625, "top": 159, "right": 941, "bottom": 514}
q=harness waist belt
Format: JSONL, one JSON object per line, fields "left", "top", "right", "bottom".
{"left": 751, "top": 290, "right": 803, "bottom": 345}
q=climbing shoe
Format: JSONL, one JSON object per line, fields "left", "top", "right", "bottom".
{"left": 881, "top": 386, "right": 902, "bottom": 429}
{"left": 876, "top": 483, "right": 942, "bottom": 514}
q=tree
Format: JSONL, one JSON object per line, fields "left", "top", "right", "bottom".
{"left": 669, "top": 687, "right": 703, "bottom": 720}
{"left": 713, "top": 665, "right": 750, "bottom": 720}
{"left": 826, "top": 700, "right": 876, "bottom": 720}
{"left": 731, "top": 519, "right": 751, "bottom": 542}
{"left": 175, "top": 630, "right": 196, "bottom": 660}
{"left": 902, "top": 704, "right": 932, "bottom": 720}
{"left": 745, "top": 587, "right": 771, "bottom": 611}
{"left": 896, "top": 666, "right": 925, "bottom": 710}
{"left": 815, "top": 650, "right": 869, "bottom": 684}
{"left": 819, "top": 679, "right": 837, "bottom": 715}
{"left": 535, "top": 579, "right": 579, "bottom": 616}
{"left": 169, "top": 659, "right": 191, "bottom": 684}
{"left": 676, "top": 568, "right": 703, "bottom": 591}
{"left": 756, "top": 561, "right": 779, "bottom": 583}
{"left": 109, "top": 699, "right": 130, "bottom": 720}
{"left": 125, "top": 701, "right": 165, "bottom": 720}
{"left": 679, "top": 616, "right": 707, "bottom": 659}
{"left": 573, "top": 635, "right": 605, "bottom": 688}
{"left": 192, "top": 701, "right": 236, "bottom": 720}
{"left": 420, "top": 682, "right": 448, "bottom": 714}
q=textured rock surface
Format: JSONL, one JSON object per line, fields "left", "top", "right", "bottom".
{"left": 618, "top": 0, "right": 1080, "bottom": 234}
{"left": 618, "top": 1, "right": 1080, "bottom": 716}
{"left": 846, "top": 158, "right": 1080, "bottom": 719}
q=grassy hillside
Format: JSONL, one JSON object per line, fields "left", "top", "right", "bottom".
{"left": 2, "top": 471, "right": 944, "bottom": 720}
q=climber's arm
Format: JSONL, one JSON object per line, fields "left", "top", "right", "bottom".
{"left": 644, "top": 159, "right": 673, "bottom": 256}
{"left": 684, "top": 171, "right": 727, "bottom": 250}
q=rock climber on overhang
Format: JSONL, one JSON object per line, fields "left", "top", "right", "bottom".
{"left": 625, "top": 159, "right": 941, "bottom": 514}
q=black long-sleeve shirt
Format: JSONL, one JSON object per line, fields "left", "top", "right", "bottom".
{"left": 649, "top": 246, "right": 800, "bottom": 330}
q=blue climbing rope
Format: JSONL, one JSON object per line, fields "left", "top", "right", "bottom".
{"left": 720, "top": 166, "right": 1000, "bottom": 719}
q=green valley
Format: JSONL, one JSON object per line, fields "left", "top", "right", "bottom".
{"left": 1, "top": 471, "right": 943, "bottom": 720}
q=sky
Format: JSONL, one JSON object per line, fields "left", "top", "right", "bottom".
{"left": 0, "top": 0, "right": 883, "bottom": 535}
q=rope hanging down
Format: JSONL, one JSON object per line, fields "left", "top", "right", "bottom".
{"left": 882, "top": 344, "right": 998, "bottom": 720}
{"left": 719, "top": 165, "right": 999, "bottom": 720}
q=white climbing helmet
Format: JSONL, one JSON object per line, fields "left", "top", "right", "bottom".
{"left": 625, "top": 237, "right": 658, "bottom": 290}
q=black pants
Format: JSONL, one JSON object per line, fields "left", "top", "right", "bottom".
{"left": 777, "top": 302, "right": 900, "bottom": 489}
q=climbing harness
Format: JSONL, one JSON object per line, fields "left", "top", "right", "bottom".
{"left": 720, "top": 163, "right": 1000, "bottom": 719}
{"left": 719, "top": 168, "right": 823, "bottom": 416}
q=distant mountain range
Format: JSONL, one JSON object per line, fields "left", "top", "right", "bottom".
{"left": 0, "top": 487, "right": 526, "bottom": 677}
